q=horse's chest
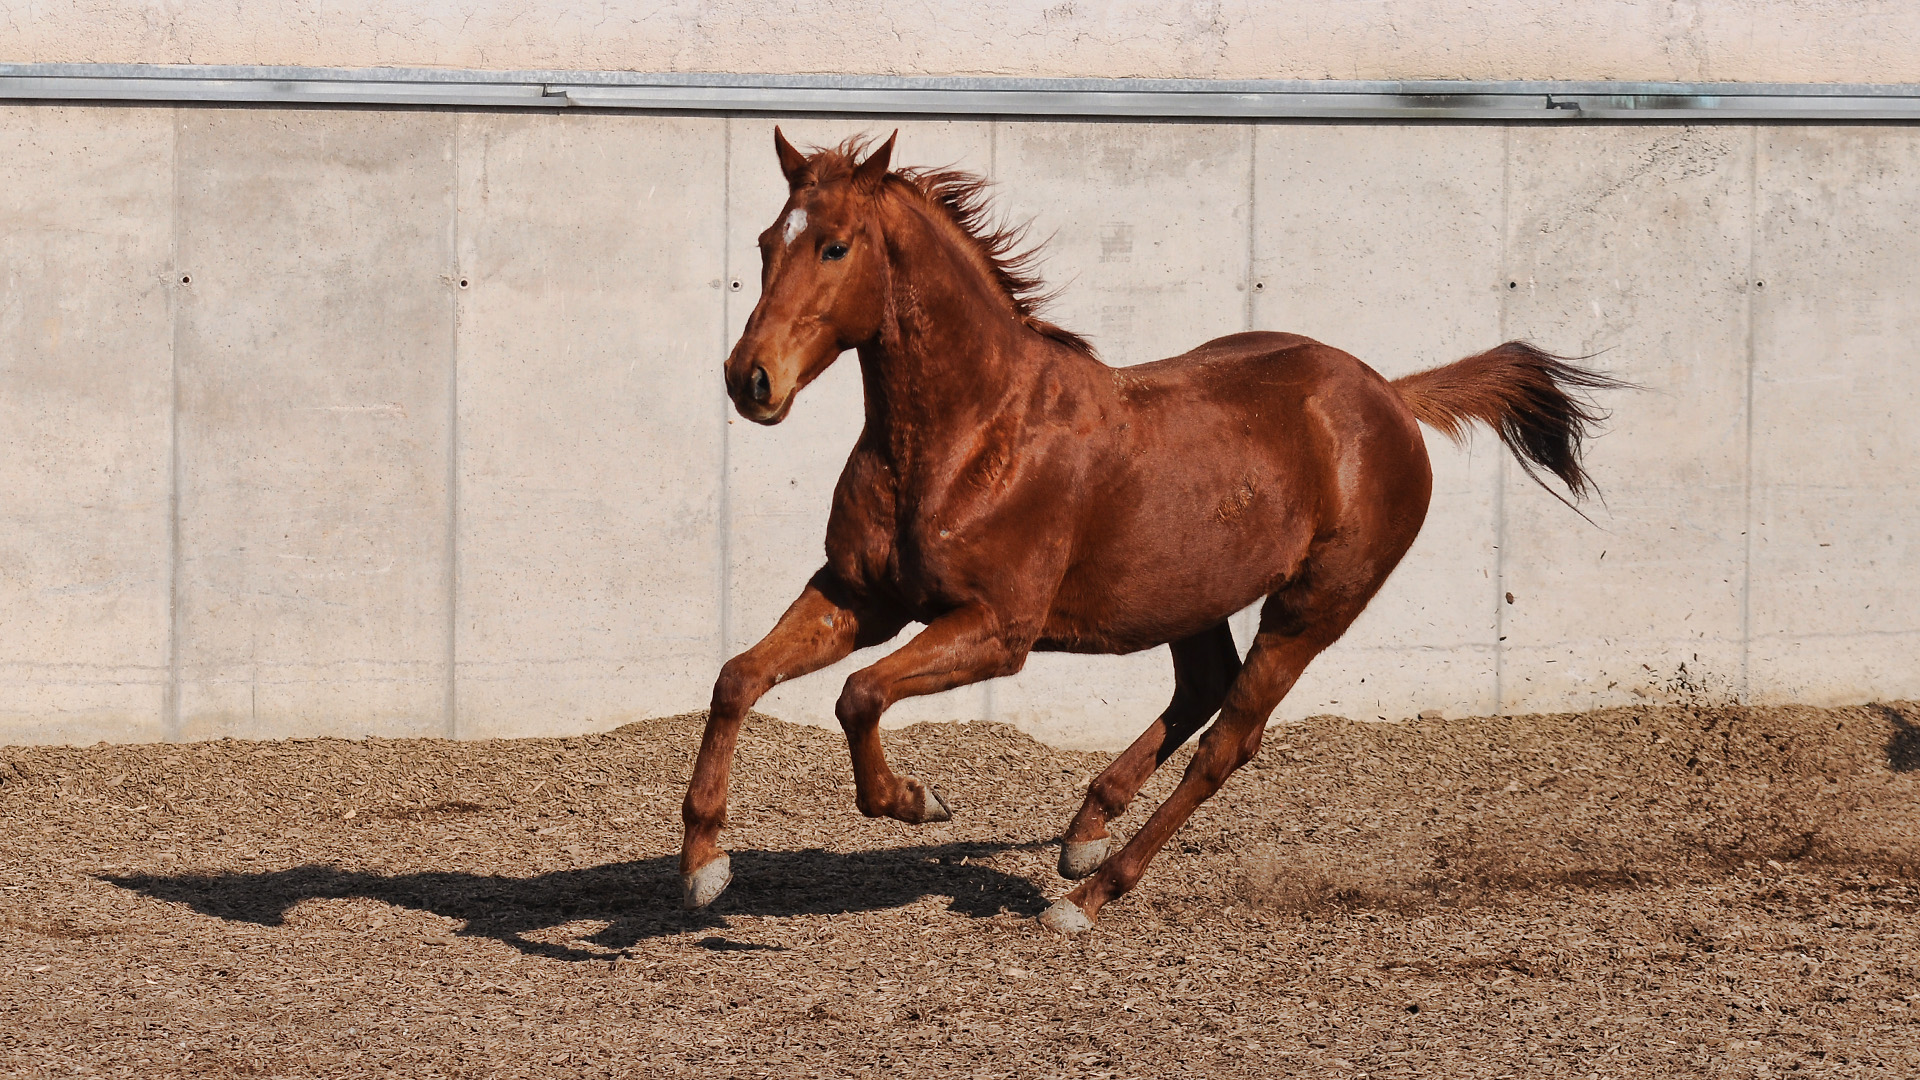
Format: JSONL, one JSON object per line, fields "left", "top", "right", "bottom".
{"left": 828, "top": 440, "right": 1061, "bottom": 613}
{"left": 824, "top": 468, "right": 953, "bottom": 595}
{"left": 894, "top": 512, "right": 968, "bottom": 582}
{"left": 830, "top": 507, "right": 973, "bottom": 607}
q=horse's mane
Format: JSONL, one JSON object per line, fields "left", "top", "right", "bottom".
{"left": 804, "top": 136, "right": 1096, "bottom": 358}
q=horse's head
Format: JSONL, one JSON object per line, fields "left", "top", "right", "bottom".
{"left": 724, "top": 128, "right": 897, "bottom": 424}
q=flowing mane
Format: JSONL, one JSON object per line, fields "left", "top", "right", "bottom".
{"left": 801, "top": 136, "right": 1097, "bottom": 357}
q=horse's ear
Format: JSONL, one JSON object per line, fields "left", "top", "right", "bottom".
{"left": 774, "top": 126, "right": 808, "bottom": 186}
{"left": 852, "top": 130, "right": 897, "bottom": 193}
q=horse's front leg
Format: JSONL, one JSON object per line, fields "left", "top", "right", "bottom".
{"left": 680, "top": 570, "right": 904, "bottom": 909}
{"left": 834, "top": 605, "right": 1030, "bottom": 823}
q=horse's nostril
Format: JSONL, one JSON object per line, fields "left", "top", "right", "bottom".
{"left": 749, "top": 365, "right": 772, "bottom": 405}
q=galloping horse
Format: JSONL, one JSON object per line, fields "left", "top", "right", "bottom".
{"left": 680, "top": 130, "right": 1619, "bottom": 933}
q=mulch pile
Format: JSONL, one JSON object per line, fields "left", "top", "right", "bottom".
{"left": 3, "top": 701, "right": 1918, "bottom": 1078}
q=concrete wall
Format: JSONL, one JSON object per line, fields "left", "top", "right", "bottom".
{"left": 4, "top": 105, "right": 1918, "bottom": 747}
{"left": 8, "top": 2, "right": 1920, "bottom": 83}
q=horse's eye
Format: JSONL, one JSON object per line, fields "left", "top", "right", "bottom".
{"left": 822, "top": 242, "right": 849, "bottom": 262}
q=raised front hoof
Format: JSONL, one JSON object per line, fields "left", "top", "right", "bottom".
{"left": 680, "top": 853, "right": 732, "bottom": 910}
{"left": 899, "top": 779, "right": 952, "bottom": 824}
{"left": 1038, "top": 897, "right": 1096, "bottom": 935}
{"left": 1058, "top": 835, "right": 1114, "bottom": 880}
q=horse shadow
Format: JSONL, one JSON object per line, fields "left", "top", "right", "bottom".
{"left": 1875, "top": 702, "right": 1920, "bottom": 774}
{"left": 104, "top": 840, "right": 1050, "bottom": 962}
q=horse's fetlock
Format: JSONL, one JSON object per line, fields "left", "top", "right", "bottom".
{"left": 681, "top": 792, "right": 725, "bottom": 829}
{"left": 1089, "top": 778, "right": 1131, "bottom": 820}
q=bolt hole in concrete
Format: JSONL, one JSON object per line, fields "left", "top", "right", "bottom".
{"left": 1756, "top": 280, "right": 1766, "bottom": 289}
{"left": 730, "top": 280, "right": 743, "bottom": 291}
{"left": 1508, "top": 280, "right": 1518, "bottom": 289}
{"left": 1253, "top": 281, "right": 1264, "bottom": 291}
{"left": 459, "top": 278, "right": 469, "bottom": 289}
{"left": 179, "top": 274, "right": 190, "bottom": 284}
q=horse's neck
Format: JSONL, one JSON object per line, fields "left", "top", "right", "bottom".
{"left": 855, "top": 204, "right": 1072, "bottom": 475}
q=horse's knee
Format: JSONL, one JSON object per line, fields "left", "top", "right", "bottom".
{"left": 835, "top": 672, "right": 888, "bottom": 731}
{"left": 711, "top": 655, "right": 767, "bottom": 718}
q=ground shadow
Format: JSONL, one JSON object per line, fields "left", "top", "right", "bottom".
{"left": 105, "top": 840, "right": 1048, "bottom": 962}
{"left": 1874, "top": 703, "right": 1920, "bottom": 774}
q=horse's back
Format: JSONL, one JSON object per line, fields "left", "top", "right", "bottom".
{"left": 1129, "top": 330, "right": 1376, "bottom": 388}
{"left": 1117, "top": 330, "right": 1413, "bottom": 439}
{"left": 1152, "top": 329, "right": 1319, "bottom": 366}
{"left": 1047, "top": 331, "right": 1429, "bottom": 650}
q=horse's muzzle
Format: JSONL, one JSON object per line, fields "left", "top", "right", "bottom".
{"left": 728, "top": 361, "right": 793, "bottom": 425}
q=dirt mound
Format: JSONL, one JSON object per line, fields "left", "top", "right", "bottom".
{"left": 2, "top": 702, "right": 1917, "bottom": 1077}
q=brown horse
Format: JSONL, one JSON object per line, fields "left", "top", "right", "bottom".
{"left": 680, "top": 130, "right": 1620, "bottom": 933}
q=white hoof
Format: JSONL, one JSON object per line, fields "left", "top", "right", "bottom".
{"left": 681, "top": 853, "right": 732, "bottom": 910}
{"left": 1058, "top": 835, "right": 1114, "bottom": 880}
{"left": 913, "top": 780, "right": 953, "bottom": 823}
{"left": 1038, "top": 897, "right": 1095, "bottom": 934}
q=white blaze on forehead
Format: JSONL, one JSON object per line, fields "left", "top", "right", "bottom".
{"left": 782, "top": 208, "right": 808, "bottom": 246}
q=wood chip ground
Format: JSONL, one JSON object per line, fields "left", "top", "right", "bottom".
{"left": 3, "top": 702, "right": 1918, "bottom": 1077}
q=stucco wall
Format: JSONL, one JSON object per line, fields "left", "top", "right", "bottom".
{"left": 5, "top": 1, "right": 1920, "bottom": 83}
{"left": 4, "top": 105, "right": 1916, "bottom": 748}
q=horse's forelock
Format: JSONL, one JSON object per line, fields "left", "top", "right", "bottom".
{"left": 793, "top": 135, "right": 880, "bottom": 187}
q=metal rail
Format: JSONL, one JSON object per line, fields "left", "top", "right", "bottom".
{"left": 5, "top": 64, "right": 1920, "bottom": 120}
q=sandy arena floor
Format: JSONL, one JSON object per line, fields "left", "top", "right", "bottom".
{"left": 3, "top": 701, "right": 1918, "bottom": 1078}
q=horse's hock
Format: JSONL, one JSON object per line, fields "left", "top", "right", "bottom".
{"left": 5, "top": 10, "right": 1920, "bottom": 749}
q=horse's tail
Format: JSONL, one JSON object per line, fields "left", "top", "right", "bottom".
{"left": 1391, "top": 341, "right": 1628, "bottom": 504}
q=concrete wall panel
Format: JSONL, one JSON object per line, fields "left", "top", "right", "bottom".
{"left": 1250, "top": 123, "right": 1508, "bottom": 722}
{"left": 453, "top": 113, "right": 730, "bottom": 739}
{"left": 14, "top": 2, "right": 1920, "bottom": 84}
{"left": 723, "top": 120, "right": 996, "bottom": 730}
{"left": 1749, "top": 127, "right": 1920, "bottom": 705}
{"left": 3, "top": 106, "right": 1917, "bottom": 748}
{"left": 1499, "top": 125, "right": 1753, "bottom": 712}
{"left": 171, "top": 110, "right": 455, "bottom": 740}
{"left": 0, "top": 106, "right": 174, "bottom": 744}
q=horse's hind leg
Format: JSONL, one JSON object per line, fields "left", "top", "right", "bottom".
{"left": 1040, "top": 574, "right": 1373, "bottom": 933}
{"left": 1058, "top": 623, "right": 1241, "bottom": 879}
